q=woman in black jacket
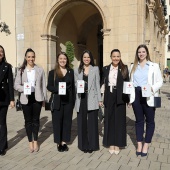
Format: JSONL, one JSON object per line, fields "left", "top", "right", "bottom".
{"left": 0, "top": 45, "right": 15, "bottom": 156}
{"left": 47, "top": 52, "right": 75, "bottom": 152}
{"left": 101, "top": 49, "right": 129, "bottom": 155}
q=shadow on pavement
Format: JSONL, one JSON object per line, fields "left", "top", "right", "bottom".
{"left": 126, "top": 116, "right": 137, "bottom": 148}
{"left": 8, "top": 116, "right": 49, "bottom": 150}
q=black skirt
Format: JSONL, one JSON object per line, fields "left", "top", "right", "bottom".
{"left": 103, "top": 89, "right": 127, "bottom": 147}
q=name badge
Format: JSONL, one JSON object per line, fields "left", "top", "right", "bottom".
{"left": 123, "top": 82, "right": 133, "bottom": 94}
{"left": 59, "top": 82, "right": 66, "bottom": 95}
{"left": 77, "top": 80, "right": 84, "bottom": 93}
{"left": 141, "top": 84, "right": 151, "bottom": 97}
{"left": 24, "top": 82, "right": 31, "bottom": 95}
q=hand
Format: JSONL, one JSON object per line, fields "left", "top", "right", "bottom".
{"left": 127, "top": 103, "right": 132, "bottom": 108}
{"left": 42, "top": 101, "right": 45, "bottom": 107}
{"left": 10, "top": 101, "right": 15, "bottom": 108}
{"left": 99, "top": 101, "right": 104, "bottom": 108}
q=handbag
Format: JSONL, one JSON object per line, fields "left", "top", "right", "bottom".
{"left": 16, "top": 72, "right": 22, "bottom": 111}
{"left": 45, "top": 93, "right": 54, "bottom": 111}
{"left": 98, "top": 106, "right": 104, "bottom": 123}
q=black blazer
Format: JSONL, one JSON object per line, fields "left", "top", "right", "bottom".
{"left": 0, "top": 62, "right": 14, "bottom": 106}
{"left": 101, "top": 64, "right": 129, "bottom": 106}
{"left": 47, "top": 69, "right": 75, "bottom": 110}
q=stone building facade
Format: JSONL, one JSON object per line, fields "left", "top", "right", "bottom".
{"left": 1, "top": 0, "right": 169, "bottom": 75}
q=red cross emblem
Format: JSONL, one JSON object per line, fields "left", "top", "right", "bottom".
{"left": 80, "top": 84, "right": 82, "bottom": 87}
{"left": 26, "top": 85, "right": 29, "bottom": 88}
{"left": 143, "top": 87, "right": 146, "bottom": 90}
{"left": 128, "top": 84, "right": 131, "bottom": 87}
{"left": 61, "top": 85, "right": 64, "bottom": 88}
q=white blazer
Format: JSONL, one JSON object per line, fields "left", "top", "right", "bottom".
{"left": 129, "top": 61, "right": 163, "bottom": 107}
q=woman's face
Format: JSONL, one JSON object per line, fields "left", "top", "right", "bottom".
{"left": 83, "top": 52, "right": 91, "bottom": 66}
{"left": 25, "top": 52, "right": 35, "bottom": 66}
{"left": 111, "top": 52, "right": 121, "bottom": 66}
{"left": 138, "top": 47, "right": 147, "bottom": 61}
{"left": 0, "top": 47, "right": 4, "bottom": 62}
{"left": 58, "top": 54, "right": 67, "bottom": 68}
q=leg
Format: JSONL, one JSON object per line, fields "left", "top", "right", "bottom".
{"left": 32, "top": 101, "right": 42, "bottom": 151}
{"left": 0, "top": 106, "right": 8, "bottom": 152}
{"left": 52, "top": 105, "right": 64, "bottom": 144}
{"left": 132, "top": 88, "right": 145, "bottom": 152}
{"left": 87, "top": 110, "right": 99, "bottom": 151}
{"left": 62, "top": 103, "right": 73, "bottom": 143}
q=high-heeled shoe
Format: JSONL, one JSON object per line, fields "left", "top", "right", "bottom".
{"left": 141, "top": 152, "right": 148, "bottom": 157}
{"left": 136, "top": 151, "right": 142, "bottom": 156}
{"left": 34, "top": 146, "right": 39, "bottom": 152}
{"left": 109, "top": 150, "right": 115, "bottom": 154}
{"left": 114, "top": 150, "right": 120, "bottom": 155}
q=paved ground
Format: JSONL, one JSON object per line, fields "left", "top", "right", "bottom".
{"left": 0, "top": 83, "right": 170, "bottom": 170}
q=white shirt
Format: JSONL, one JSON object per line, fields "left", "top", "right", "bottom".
{"left": 27, "top": 67, "right": 35, "bottom": 92}
{"left": 109, "top": 65, "right": 118, "bottom": 92}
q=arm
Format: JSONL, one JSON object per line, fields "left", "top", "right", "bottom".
{"left": 8, "top": 64, "right": 14, "bottom": 101}
{"left": 42, "top": 69, "right": 47, "bottom": 101}
{"left": 14, "top": 69, "right": 24, "bottom": 92}
{"left": 95, "top": 67, "right": 102, "bottom": 102}
{"left": 151, "top": 64, "right": 163, "bottom": 93}
{"left": 47, "top": 70, "right": 58, "bottom": 93}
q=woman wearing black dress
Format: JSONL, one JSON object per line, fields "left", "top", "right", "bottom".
{"left": 74, "top": 50, "right": 103, "bottom": 153}
{"left": 47, "top": 52, "right": 75, "bottom": 152}
{"left": 0, "top": 45, "right": 15, "bottom": 155}
{"left": 101, "top": 49, "right": 129, "bottom": 155}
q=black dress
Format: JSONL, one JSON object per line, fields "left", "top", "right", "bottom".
{"left": 77, "top": 74, "right": 99, "bottom": 151}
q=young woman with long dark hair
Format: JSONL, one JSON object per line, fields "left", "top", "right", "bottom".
{"left": 0, "top": 45, "right": 15, "bottom": 156}
{"left": 47, "top": 52, "right": 75, "bottom": 152}
{"left": 74, "top": 50, "right": 103, "bottom": 153}
{"left": 14, "top": 48, "right": 46, "bottom": 153}
{"left": 101, "top": 49, "right": 129, "bottom": 155}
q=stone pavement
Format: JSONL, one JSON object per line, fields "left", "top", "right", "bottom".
{"left": 0, "top": 83, "right": 170, "bottom": 170}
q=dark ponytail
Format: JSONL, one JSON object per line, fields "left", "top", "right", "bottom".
{"left": 20, "top": 48, "right": 35, "bottom": 73}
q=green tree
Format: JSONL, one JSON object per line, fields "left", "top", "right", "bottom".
{"left": 65, "top": 41, "right": 75, "bottom": 68}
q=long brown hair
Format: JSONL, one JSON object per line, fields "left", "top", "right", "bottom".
{"left": 110, "top": 49, "right": 128, "bottom": 79}
{"left": 54, "top": 52, "right": 71, "bottom": 79}
{"left": 0, "top": 45, "right": 7, "bottom": 63}
{"left": 130, "top": 44, "right": 151, "bottom": 79}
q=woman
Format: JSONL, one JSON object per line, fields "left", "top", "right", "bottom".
{"left": 0, "top": 45, "right": 15, "bottom": 156}
{"left": 74, "top": 50, "right": 103, "bottom": 153}
{"left": 14, "top": 48, "right": 46, "bottom": 152}
{"left": 101, "top": 49, "right": 129, "bottom": 155}
{"left": 47, "top": 52, "right": 75, "bottom": 152}
{"left": 129, "top": 44, "right": 163, "bottom": 157}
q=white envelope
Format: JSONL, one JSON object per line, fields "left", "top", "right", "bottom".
{"left": 123, "top": 82, "right": 133, "bottom": 94}
{"left": 141, "top": 84, "right": 151, "bottom": 97}
{"left": 24, "top": 82, "right": 31, "bottom": 95}
{"left": 58, "top": 82, "right": 66, "bottom": 95}
{"left": 77, "top": 80, "right": 84, "bottom": 93}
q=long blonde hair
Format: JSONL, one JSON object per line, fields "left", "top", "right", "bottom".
{"left": 130, "top": 44, "right": 151, "bottom": 79}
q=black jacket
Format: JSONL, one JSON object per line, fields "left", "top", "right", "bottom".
{"left": 0, "top": 62, "right": 14, "bottom": 106}
{"left": 101, "top": 64, "right": 129, "bottom": 106}
{"left": 47, "top": 69, "right": 75, "bottom": 110}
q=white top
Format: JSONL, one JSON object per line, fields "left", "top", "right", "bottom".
{"left": 27, "top": 67, "right": 35, "bottom": 92}
{"left": 109, "top": 64, "right": 118, "bottom": 92}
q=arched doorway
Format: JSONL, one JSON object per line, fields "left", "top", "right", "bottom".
{"left": 44, "top": 1, "right": 104, "bottom": 70}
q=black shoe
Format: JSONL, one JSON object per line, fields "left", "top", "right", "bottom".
{"left": 0, "top": 150, "right": 6, "bottom": 156}
{"left": 82, "top": 149, "right": 88, "bottom": 153}
{"left": 141, "top": 152, "right": 148, "bottom": 157}
{"left": 88, "top": 149, "right": 93, "bottom": 153}
{"left": 136, "top": 151, "right": 142, "bottom": 156}
{"left": 57, "top": 144, "right": 64, "bottom": 152}
{"left": 62, "top": 144, "right": 69, "bottom": 151}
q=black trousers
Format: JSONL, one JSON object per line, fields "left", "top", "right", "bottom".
{"left": 77, "top": 93, "right": 99, "bottom": 151}
{"left": 0, "top": 106, "right": 8, "bottom": 150}
{"left": 52, "top": 103, "right": 73, "bottom": 144}
{"left": 22, "top": 93, "right": 42, "bottom": 142}
{"left": 132, "top": 87, "right": 155, "bottom": 143}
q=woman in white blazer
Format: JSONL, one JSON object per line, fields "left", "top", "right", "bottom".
{"left": 129, "top": 44, "right": 163, "bottom": 157}
{"left": 74, "top": 50, "right": 103, "bottom": 153}
{"left": 14, "top": 48, "right": 46, "bottom": 153}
